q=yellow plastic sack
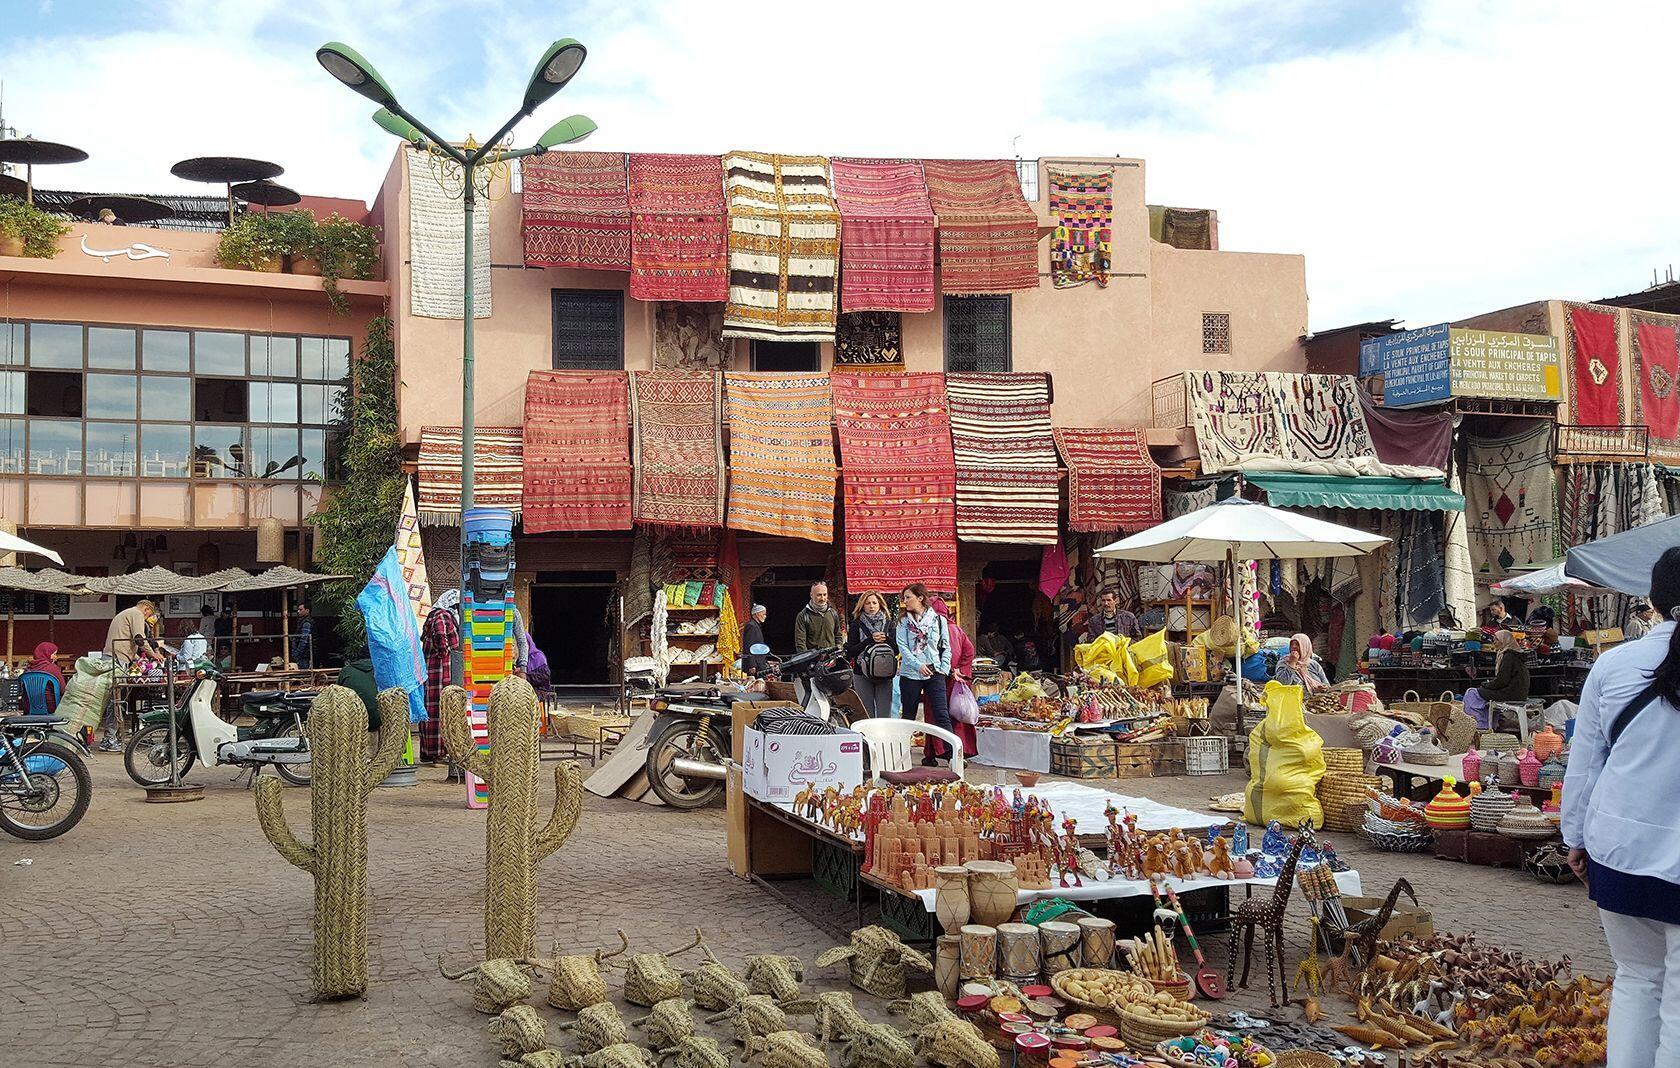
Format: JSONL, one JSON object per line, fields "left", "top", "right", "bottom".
{"left": 1075, "top": 632, "right": 1137, "bottom": 685}
{"left": 1243, "top": 680, "right": 1326, "bottom": 828}
{"left": 1131, "top": 629, "right": 1173, "bottom": 687}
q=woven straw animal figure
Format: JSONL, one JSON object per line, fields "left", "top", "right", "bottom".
{"left": 619, "top": 930, "right": 705, "bottom": 1007}
{"left": 441, "top": 679, "right": 585, "bottom": 960}
{"left": 707, "top": 993, "right": 790, "bottom": 1044}
{"left": 538, "top": 933, "right": 628, "bottom": 1010}
{"left": 254, "top": 686, "right": 408, "bottom": 999}
{"left": 744, "top": 954, "right": 804, "bottom": 1002}
{"left": 745, "top": 1030, "right": 827, "bottom": 1068}
{"left": 816, "top": 926, "right": 933, "bottom": 999}
{"left": 654, "top": 1036, "right": 730, "bottom": 1068}
{"left": 504, "top": 1052, "right": 567, "bottom": 1068}
{"left": 558, "top": 1003, "right": 631, "bottom": 1053}
{"left": 634, "top": 999, "right": 697, "bottom": 1049}
{"left": 842, "top": 1021, "right": 917, "bottom": 1068}
{"left": 887, "top": 991, "right": 959, "bottom": 1030}
{"left": 491, "top": 1005, "right": 552, "bottom": 1057}
{"left": 914, "top": 1017, "right": 1002, "bottom": 1068}
{"left": 564, "top": 1044, "right": 654, "bottom": 1068}
{"left": 440, "top": 956, "right": 536, "bottom": 1014}
{"left": 786, "top": 990, "right": 869, "bottom": 1042}
{"left": 684, "top": 959, "right": 752, "bottom": 1012}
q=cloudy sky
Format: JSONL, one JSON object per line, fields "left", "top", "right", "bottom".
{"left": 4, "top": 0, "right": 1674, "bottom": 329}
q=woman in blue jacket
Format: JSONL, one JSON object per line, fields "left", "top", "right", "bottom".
{"left": 895, "top": 583, "right": 952, "bottom": 765}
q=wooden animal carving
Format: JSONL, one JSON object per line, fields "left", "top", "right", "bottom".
{"left": 1226, "top": 831, "right": 1307, "bottom": 1008}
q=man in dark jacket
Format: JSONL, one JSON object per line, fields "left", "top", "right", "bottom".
{"left": 742, "top": 604, "right": 770, "bottom": 675}
{"left": 1084, "top": 590, "right": 1142, "bottom": 641}
{"left": 793, "top": 582, "right": 843, "bottom": 653}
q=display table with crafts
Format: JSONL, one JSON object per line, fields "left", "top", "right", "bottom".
{"left": 1364, "top": 655, "right": 1591, "bottom": 704}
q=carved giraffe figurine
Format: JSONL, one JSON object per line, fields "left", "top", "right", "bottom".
{"left": 1347, "top": 877, "right": 1417, "bottom": 969}
{"left": 1226, "top": 830, "right": 1308, "bottom": 1008}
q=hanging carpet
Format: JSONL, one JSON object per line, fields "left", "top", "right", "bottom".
{"left": 1632, "top": 312, "right": 1680, "bottom": 462}
{"left": 921, "top": 159, "right": 1039, "bottom": 294}
{"left": 1047, "top": 168, "right": 1112, "bottom": 289}
{"left": 835, "top": 311, "right": 904, "bottom": 370}
{"left": 406, "top": 147, "right": 490, "bottom": 319}
{"left": 630, "top": 370, "right": 725, "bottom": 528}
{"left": 520, "top": 371, "right": 632, "bottom": 533}
{"left": 654, "top": 303, "right": 731, "bottom": 370}
{"left": 1464, "top": 424, "right": 1554, "bottom": 579}
{"left": 831, "top": 371, "right": 957, "bottom": 592}
{"left": 1565, "top": 303, "right": 1623, "bottom": 427}
{"left": 416, "top": 426, "right": 523, "bottom": 524}
{"left": 722, "top": 151, "right": 840, "bottom": 341}
{"left": 945, "top": 372, "right": 1059, "bottom": 544}
{"left": 724, "top": 372, "right": 836, "bottom": 543}
{"left": 519, "top": 151, "right": 630, "bottom": 270}
{"left": 1053, "top": 427, "right": 1162, "bottom": 533}
{"left": 830, "top": 158, "right": 935, "bottom": 313}
{"left": 626, "top": 153, "right": 728, "bottom": 302}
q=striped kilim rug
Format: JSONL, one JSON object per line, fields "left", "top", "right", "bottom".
{"left": 521, "top": 371, "right": 632, "bottom": 533}
{"left": 1053, "top": 427, "right": 1162, "bottom": 533}
{"left": 416, "top": 425, "right": 523, "bottom": 524}
{"left": 631, "top": 371, "right": 726, "bottom": 528}
{"left": 830, "top": 158, "right": 935, "bottom": 313}
{"left": 627, "top": 153, "right": 728, "bottom": 302}
{"left": 921, "top": 159, "right": 1039, "bottom": 294}
{"left": 832, "top": 371, "right": 957, "bottom": 592}
{"left": 946, "top": 372, "right": 1059, "bottom": 544}
{"left": 724, "top": 372, "right": 836, "bottom": 543}
{"left": 520, "top": 150, "right": 630, "bottom": 269}
{"left": 722, "top": 151, "right": 840, "bottom": 341}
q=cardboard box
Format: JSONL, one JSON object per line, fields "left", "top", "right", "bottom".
{"left": 741, "top": 723, "right": 865, "bottom": 803}
{"left": 1340, "top": 895, "right": 1436, "bottom": 942}
{"left": 1179, "top": 645, "right": 1209, "bottom": 683}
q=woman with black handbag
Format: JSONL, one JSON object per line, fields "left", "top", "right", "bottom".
{"left": 846, "top": 592, "right": 898, "bottom": 717}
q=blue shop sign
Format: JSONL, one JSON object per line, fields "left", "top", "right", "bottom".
{"left": 1378, "top": 323, "right": 1452, "bottom": 407}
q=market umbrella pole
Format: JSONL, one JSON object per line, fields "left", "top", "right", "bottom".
{"left": 282, "top": 589, "right": 291, "bottom": 666}
{"left": 1227, "top": 546, "right": 1241, "bottom": 706}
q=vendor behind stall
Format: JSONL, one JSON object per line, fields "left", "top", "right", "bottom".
{"left": 1463, "top": 629, "right": 1530, "bottom": 727}
{"left": 1273, "top": 633, "right": 1328, "bottom": 691}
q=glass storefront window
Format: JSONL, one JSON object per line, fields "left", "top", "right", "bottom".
{"left": 29, "top": 323, "right": 83, "bottom": 368}
{"left": 251, "top": 426, "right": 301, "bottom": 479}
{"left": 0, "top": 417, "right": 22, "bottom": 473}
{"left": 140, "top": 424, "right": 191, "bottom": 478}
{"left": 28, "top": 419, "right": 82, "bottom": 474}
{"left": 299, "top": 427, "right": 326, "bottom": 481}
{"left": 194, "top": 331, "right": 245, "bottom": 375}
{"left": 300, "top": 336, "right": 326, "bottom": 381}
{"left": 0, "top": 370, "right": 23, "bottom": 415}
{"left": 261, "top": 335, "right": 299, "bottom": 378}
{"left": 325, "top": 337, "right": 351, "bottom": 381}
{"left": 140, "top": 376, "right": 190, "bottom": 421}
{"left": 86, "top": 374, "right": 137, "bottom": 419}
{"left": 142, "top": 329, "right": 190, "bottom": 372}
{"left": 2, "top": 323, "right": 23, "bottom": 366}
{"left": 85, "top": 422, "right": 137, "bottom": 477}
{"left": 250, "top": 382, "right": 299, "bottom": 424}
{"left": 192, "top": 424, "right": 245, "bottom": 477}
{"left": 87, "top": 327, "right": 137, "bottom": 369}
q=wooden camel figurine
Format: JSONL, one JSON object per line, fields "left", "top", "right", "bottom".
{"left": 1343, "top": 877, "right": 1417, "bottom": 969}
{"left": 1226, "top": 830, "right": 1307, "bottom": 1008}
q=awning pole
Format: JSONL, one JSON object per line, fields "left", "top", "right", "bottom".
{"left": 282, "top": 589, "right": 292, "bottom": 666}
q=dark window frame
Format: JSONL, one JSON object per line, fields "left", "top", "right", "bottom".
{"left": 550, "top": 289, "right": 625, "bottom": 370}
{"left": 943, "top": 295, "right": 1013, "bottom": 373}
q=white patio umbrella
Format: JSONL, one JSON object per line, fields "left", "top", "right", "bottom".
{"left": 1095, "top": 498, "right": 1390, "bottom": 694}
{"left": 0, "top": 529, "right": 64, "bottom": 566}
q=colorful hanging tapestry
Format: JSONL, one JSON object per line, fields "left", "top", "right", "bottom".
{"left": 626, "top": 153, "right": 728, "bottom": 302}
{"left": 1566, "top": 303, "right": 1622, "bottom": 427}
{"left": 1053, "top": 427, "right": 1162, "bottom": 533}
{"left": 945, "top": 372, "right": 1059, "bottom": 544}
{"left": 830, "top": 158, "right": 935, "bottom": 312}
{"left": 519, "top": 151, "right": 630, "bottom": 270}
{"left": 395, "top": 479, "right": 432, "bottom": 625}
{"left": 654, "top": 303, "right": 731, "bottom": 370}
{"left": 1559, "top": 462, "right": 1669, "bottom": 626}
{"left": 520, "top": 371, "right": 632, "bottom": 533}
{"left": 834, "top": 311, "right": 904, "bottom": 370}
{"left": 415, "top": 425, "right": 523, "bottom": 524}
{"left": 1047, "top": 168, "right": 1112, "bottom": 289}
{"left": 1464, "top": 424, "right": 1554, "bottom": 579}
{"left": 1184, "top": 371, "right": 1414, "bottom": 476}
{"left": 831, "top": 371, "right": 958, "bottom": 591}
{"left": 1632, "top": 312, "right": 1680, "bottom": 461}
{"left": 1183, "top": 370, "right": 1280, "bottom": 473}
{"left": 724, "top": 372, "right": 836, "bottom": 543}
{"left": 722, "top": 151, "right": 841, "bottom": 341}
{"left": 921, "top": 159, "right": 1039, "bottom": 294}
{"left": 630, "top": 370, "right": 726, "bottom": 528}
{"left": 406, "top": 147, "right": 491, "bottom": 319}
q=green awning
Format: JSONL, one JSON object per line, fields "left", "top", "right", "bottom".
{"left": 1246, "top": 472, "right": 1465, "bottom": 512}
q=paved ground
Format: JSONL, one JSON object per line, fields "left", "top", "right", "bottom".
{"left": 0, "top": 750, "right": 1610, "bottom": 1068}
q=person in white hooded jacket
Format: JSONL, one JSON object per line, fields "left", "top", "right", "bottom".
{"left": 1562, "top": 545, "right": 1680, "bottom": 1068}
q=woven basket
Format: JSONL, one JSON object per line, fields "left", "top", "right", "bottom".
{"left": 1050, "top": 969, "right": 1152, "bottom": 1027}
{"left": 1479, "top": 731, "right": 1520, "bottom": 753}
{"left": 1323, "top": 799, "right": 1365, "bottom": 834}
{"left": 565, "top": 713, "right": 631, "bottom": 742}
{"left": 1118, "top": 1005, "right": 1208, "bottom": 1046}
{"left": 1321, "top": 747, "right": 1365, "bottom": 775}
{"left": 1274, "top": 1052, "right": 1338, "bottom": 1068}
{"left": 1440, "top": 707, "right": 1478, "bottom": 754}
{"left": 1147, "top": 974, "right": 1193, "bottom": 1002}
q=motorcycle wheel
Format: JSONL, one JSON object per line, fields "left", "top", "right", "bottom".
{"left": 0, "top": 740, "right": 93, "bottom": 841}
{"left": 123, "top": 724, "right": 195, "bottom": 788}
{"left": 644, "top": 720, "right": 726, "bottom": 810}
{"left": 272, "top": 722, "right": 312, "bottom": 787}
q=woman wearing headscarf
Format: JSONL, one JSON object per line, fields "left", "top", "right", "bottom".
{"left": 896, "top": 584, "right": 953, "bottom": 765}
{"left": 19, "top": 641, "right": 65, "bottom": 716}
{"left": 932, "top": 597, "right": 978, "bottom": 758}
{"left": 1272, "top": 633, "right": 1329, "bottom": 691}
{"left": 1462, "top": 628, "right": 1531, "bottom": 729}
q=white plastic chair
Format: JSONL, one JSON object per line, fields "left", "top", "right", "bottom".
{"left": 850, "top": 718, "right": 965, "bottom": 783}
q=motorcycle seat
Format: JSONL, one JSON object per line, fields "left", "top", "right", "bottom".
{"left": 240, "top": 690, "right": 285, "bottom": 705}
{"left": 0, "top": 714, "right": 65, "bottom": 727}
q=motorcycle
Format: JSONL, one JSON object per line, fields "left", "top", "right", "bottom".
{"left": 123, "top": 669, "right": 315, "bottom": 788}
{"left": 642, "top": 645, "right": 853, "bottom": 810}
{"left": 0, "top": 713, "right": 93, "bottom": 840}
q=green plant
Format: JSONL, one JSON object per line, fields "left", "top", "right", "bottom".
{"left": 309, "top": 316, "right": 402, "bottom": 650}
{"left": 216, "top": 209, "right": 313, "bottom": 270}
{"left": 0, "top": 195, "right": 71, "bottom": 257}
{"left": 307, "top": 213, "right": 380, "bottom": 316}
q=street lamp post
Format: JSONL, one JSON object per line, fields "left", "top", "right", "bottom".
{"left": 315, "top": 40, "right": 596, "bottom": 600}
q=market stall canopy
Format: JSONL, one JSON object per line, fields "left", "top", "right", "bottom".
{"left": 1564, "top": 513, "right": 1680, "bottom": 597}
{"left": 83, "top": 566, "right": 241, "bottom": 597}
{"left": 0, "top": 530, "right": 65, "bottom": 567}
{"left": 0, "top": 566, "right": 95, "bottom": 593}
{"left": 221, "top": 565, "right": 349, "bottom": 592}
{"left": 1094, "top": 497, "right": 1390, "bottom": 563}
{"left": 1245, "top": 472, "right": 1464, "bottom": 513}
{"left": 1490, "top": 560, "right": 1609, "bottom": 597}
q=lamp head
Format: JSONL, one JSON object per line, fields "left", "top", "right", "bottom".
{"left": 522, "top": 38, "right": 587, "bottom": 112}
{"left": 372, "top": 107, "right": 424, "bottom": 145}
{"left": 535, "top": 114, "right": 597, "bottom": 151}
{"left": 316, "top": 42, "right": 399, "bottom": 108}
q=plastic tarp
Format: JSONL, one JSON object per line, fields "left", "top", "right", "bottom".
{"left": 1490, "top": 559, "right": 1608, "bottom": 597}
{"left": 1564, "top": 513, "right": 1680, "bottom": 596}
{"left": 1246, "top": 472, "right": 1465, "bottom": 512}
{"left": 1243, "top": 681, "right": 1326, "bottom": 828}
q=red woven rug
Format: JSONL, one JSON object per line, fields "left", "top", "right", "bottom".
{"left": 416, "top": 426, "right": 524, "bottom": 524}
{"left": 921, "top": 159, "right": 1039, "bottom": 293}
{"left": 521, "top": 371, "right": 632, "bottom": 533}
{"left": 626, "top": 154, "right": 728, "bottom": 302}
{"left": 830, "top": 158, "right": 935, "bottom": 313}
{"left": 832, "top": 372, "right": 957, "bottom": 592}
{"left": 946, "top": 373, "right": 1059, "bottom": 544}
{"left": 631, "top": 371, "right": 725, "bottom": 528}
{"left": 520, "top": 151, "right": 630, "bottom": 270}
{"left": 1053, "top": 427, "right": 1162, "bottom": 533}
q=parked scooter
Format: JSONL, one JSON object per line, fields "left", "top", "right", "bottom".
{"left": 0, "top": 713, "right": 92, "bottom": 840}
{"left": 641, "top": 645, "right": 853, "bottom": 809}
{"left": 123, "top": 669, "right": 314, "bottom": 788}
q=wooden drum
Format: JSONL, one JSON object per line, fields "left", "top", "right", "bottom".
{"left": 959, "top": 924, "right": 997, "bottom": 980}
{"left": 1038, "top": 920, "right": 1082, "bottom": 976}
{"left": 997, "top": 921, "right": 1042, "bottom": 982}
{"left": 1077, "top": 916, "right": 1117, "bottom": 968}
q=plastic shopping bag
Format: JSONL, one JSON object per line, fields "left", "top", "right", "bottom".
{"left": 950, "top": 679, "right": 980, "bottom": 725}
{"left": 1243, "top": 681, "right": 1326, "bottom": 828}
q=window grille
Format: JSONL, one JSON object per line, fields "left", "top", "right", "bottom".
{"left": 944, "top": 296, "right": 1012, "bottom": 372}
{"left": 1202, "top": 312, "right": 1231, "bottom": 355}
{"left": 551, "top": 290, "right": 624, "bottom": 369}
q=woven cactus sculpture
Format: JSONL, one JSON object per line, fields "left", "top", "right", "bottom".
{"left": 442, "top": 677, "right": 585, "bottom": 959}
{"left": 254, "top": 686, "right": 408, "bottom": 999}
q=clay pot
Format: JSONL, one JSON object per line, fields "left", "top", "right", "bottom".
{"left": 0, "top": 234, "right": 23, "bottom": 257}
{"left": 1015, "top": 771, "right": 1040, "bottom": 788}
{"left": 288, "top": 256, "right": 322, "bottom": 276}
{"left": 934, "top": 865, "right": 971, "bottom": 935}
{"left": 934, "top": 935, "right": 962, "bottom": 999}
{"left": 964, "top": 859, "right": 1020, "bottom": 927}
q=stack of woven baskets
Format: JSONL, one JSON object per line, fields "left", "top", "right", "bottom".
{"left": 1316, "top": 748, "right": 1380, "bottom": 833}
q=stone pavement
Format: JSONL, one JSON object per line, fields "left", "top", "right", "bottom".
{"left": 0, "top": 753, "right": 1611, "bottom": 1068}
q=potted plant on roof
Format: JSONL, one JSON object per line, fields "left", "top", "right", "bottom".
{"left": 0, "top": 195, "right": 71, "bottom": 258}
{"left": 306, "top": 213, "right": 381, "bottom": 315}
{"left": 216, "top": 209, "right": 312, "bottom": 273}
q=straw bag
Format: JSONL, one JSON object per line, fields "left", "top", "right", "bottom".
{"left": 1386, "top": 689, "right": 1443, "bottom": 727}
{"left": 1318, "top": 772, "right": 1381, "bottom": 832}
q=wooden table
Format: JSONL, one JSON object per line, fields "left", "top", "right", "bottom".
{"left": 740, "top": 794, "right": 867, "bottom": 936}
{"left": 1365, "top": 658, "right": 1590, "bottom": 703}
{"left": 218, "top": 668, "right": 338, "bottom": 698}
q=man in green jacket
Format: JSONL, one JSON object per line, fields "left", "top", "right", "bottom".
{"left": 794, "top": 582, "right": 844, "bottom": 653}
